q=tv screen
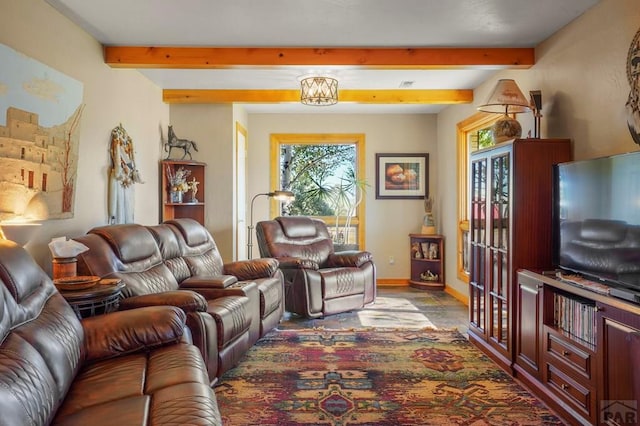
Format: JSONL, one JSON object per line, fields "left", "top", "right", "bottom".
{"left": 555, "top": 151, "right": 640, "bottom": 294}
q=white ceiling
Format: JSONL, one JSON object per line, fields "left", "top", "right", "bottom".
{"left": 45, "top": 0, "right": 599, "bottom": 114}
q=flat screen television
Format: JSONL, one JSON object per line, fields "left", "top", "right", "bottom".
{"left": 553, "top": 150, "right": 640, "bottom": 299}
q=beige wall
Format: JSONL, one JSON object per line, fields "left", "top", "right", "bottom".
{"left": 169, "top": 104, "right": 235, "bottom": 260}
{"left": 248, "top": 113, "right": 437, "bottom": 279}
{"left": 1, "top": 0, "right": 169, "bottom": 271}
{"left": 437, "top": 0, "right": 640, "bottom": 297}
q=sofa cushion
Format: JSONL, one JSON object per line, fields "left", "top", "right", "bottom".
{"left": 147, "top": 224, "right": 192, "bottom": 282}
{"left": 166, "top": 219, "right": 209, "bottom": 247}
{"left": 321, "top": 268, "right": 366, "bottom": 300}
{"left": 53, "top": 344, "right": 215, "bottom": 424}
{"left": 277, "top": 216, "right": 318, "bottom": 238}
{"left": 91, "top": 224, "right": 159, "bottom": 264}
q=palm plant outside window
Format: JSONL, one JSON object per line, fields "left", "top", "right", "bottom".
{"left": 270, "top": 134, "right": 366, "bottom": 249}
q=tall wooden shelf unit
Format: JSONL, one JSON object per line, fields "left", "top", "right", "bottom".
{"left": 409, "top": 234, "right": 445, "bottom": 290}
{"left": 160, "top": 160, "right": 205, "bottom": 226}
{"left": 467, "top": 138, "right": 571, "bottom": 372}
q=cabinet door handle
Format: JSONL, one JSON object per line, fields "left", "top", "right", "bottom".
{"left": 560, "top": 384, "right": 570, "bottom": 390}
{"left": 562, "top": 350, "right": 570, "bottom": 357}
{"left": 594, "top": 306, "right": 603, "bottom": 312}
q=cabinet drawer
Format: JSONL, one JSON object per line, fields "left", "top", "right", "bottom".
{"left": 545, "top": 364, "right": 595, "bottom": 420}
{"left": 546, "top": 331, "right": 592, "bottom": 380}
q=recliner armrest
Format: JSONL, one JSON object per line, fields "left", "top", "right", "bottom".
{"left": 277, "top": 256, "right": 319, "bottom": 270}
{"left": 223, "top": 258, "right": 280, "bottom": 279}
{"left": 118, "top": 290, "right": 207, "bottom": 312}
{"left": 327, "top": 251, "right": 373, "bottom": 268}
{"left": 180, "top": 275, "right": 238, "bottom": 289}
{"left": 82, "top": 305, "right": 186, "bottom": 361}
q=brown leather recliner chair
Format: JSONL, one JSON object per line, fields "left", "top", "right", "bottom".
{"left": 0, "top": 239, "right": 221, "bottom": 425}
{"left": 75, "top": 223, "right": 255, "bottom": 383}
{"left": 256, "top": 216, "right": 376, "bottom": 318}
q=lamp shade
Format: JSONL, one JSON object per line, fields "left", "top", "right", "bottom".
{"left": 477, "top": 79, "right": 531, "bottom": 143}
{"left": 477, "top": 79, "right": 531, "bottom": 115}
{"left": 0, "top": 223, "right": 41, "bottom": 246}
{"left": 271, "top": 190, "right": 295, "bottom": 201}
{"left": 300, "top": 77, "right": 338, "bottom": 106}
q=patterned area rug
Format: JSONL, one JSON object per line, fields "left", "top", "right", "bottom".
{"left": 215, "top": 328, "right": 562, "bottom": 425}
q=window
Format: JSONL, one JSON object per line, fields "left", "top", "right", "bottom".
{"left": 270, "top": 134, "right": 366, "bottom": 248}
{"left": 456, "top": 113, "right": 498, "bottom": 283}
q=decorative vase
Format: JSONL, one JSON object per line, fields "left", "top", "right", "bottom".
{"left": 170, "top": 191, "right": 183, "bottom": 203}
{"left": 421, "top": 197, "right": 436, "bottom": 234}
{"left": 492, "top": 115, "right": 522, "bottom": 143}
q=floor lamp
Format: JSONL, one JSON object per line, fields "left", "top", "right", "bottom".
{"left": 247, "top": 190, "right": 295, "bottom": 259}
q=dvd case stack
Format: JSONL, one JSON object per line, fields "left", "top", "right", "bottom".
{"left": 553, "top": 292, "right": 597, "bottom": 346}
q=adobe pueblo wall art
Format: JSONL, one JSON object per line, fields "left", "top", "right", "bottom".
{"left": 0, "top": 43, "right": 84, "bottom": 221}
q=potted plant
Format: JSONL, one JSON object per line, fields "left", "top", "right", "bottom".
{"left": 325, "top": 167, "right": 368, "bottom": 251}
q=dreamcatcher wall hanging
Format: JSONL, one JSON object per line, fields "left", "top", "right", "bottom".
{"left": 627, "top": 26, "right": 640, "bottom": 145}
{"left": 108, "top": 124, "right": 143, "bottom": 224}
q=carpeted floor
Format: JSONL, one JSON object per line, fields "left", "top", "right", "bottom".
{"left": 215, "top": 328, "right": 563, "bottom": 425}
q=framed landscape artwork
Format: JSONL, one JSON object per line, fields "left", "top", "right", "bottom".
{"left": 375, "top": 153, "right": 428, "bottom": 199}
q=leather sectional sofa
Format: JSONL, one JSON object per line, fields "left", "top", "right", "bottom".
{"left": 73, "top": 218, "right": 284, "bottom": 384}
{"left": 0, "top": 239, "right": 221, "bottom": 425}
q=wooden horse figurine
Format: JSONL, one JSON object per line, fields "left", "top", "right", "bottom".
{"left": 165, "top": 125, "right": 199, "bottom": 159}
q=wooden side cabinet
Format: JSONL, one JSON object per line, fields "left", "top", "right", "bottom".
{"left": 597, "top": 301, "right": 640, "bottom": 426}
{"left": 409, "top": 234, "right": 445, "bottom": 290}
{"left": 515, "top": 272, "right": 543, "bottom": 381}
{"left": 160, "top": 160, "right": 206, "bottom": 225}
{"left": 515, "top": 269, "right": 640, "bottom": 426}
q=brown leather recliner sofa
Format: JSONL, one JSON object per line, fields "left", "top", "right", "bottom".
{"left": 74, "top": 219, "right": 284, "bottom": 383}
{"left": 256, "top": 216, "right": 376, "bottom": 318}
{"left": 0, "top": 239, "right": 221, "bottom": 426}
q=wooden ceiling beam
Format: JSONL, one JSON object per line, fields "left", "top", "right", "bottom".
{"left": 162, "top": 89, "right": 473, "bottom": 104}
{"left": 105, "top": 46, "right": 534, "bottom": 69}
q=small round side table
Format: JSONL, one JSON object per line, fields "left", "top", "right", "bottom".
{"left": 58, "top": 278, "right": 125, "bottom": 319}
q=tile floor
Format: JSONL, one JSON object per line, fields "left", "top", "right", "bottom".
{"left": 278, "top": 285, "right": 469, "bottom": 335}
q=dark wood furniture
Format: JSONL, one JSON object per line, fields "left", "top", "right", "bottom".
{"left": 160, "top": 160, "right": 205, "bottom": 225}
{"left": 517, "top": 269, "right": 640, "bottom": 426}
{"left": 58, "top": 278, "right": 125, "bottom": 318}
{"left": 468, "top": 138, "right": 571, "bottom": 372}
{"left": 409, "top": 234, "right": 445, "bottom": 290}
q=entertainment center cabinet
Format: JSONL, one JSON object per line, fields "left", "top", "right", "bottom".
{"left": 517, "top": 269, "right": 640, "bottom": 426}
{"left": 468, "top": 140, "right": 640, "bottom": 425}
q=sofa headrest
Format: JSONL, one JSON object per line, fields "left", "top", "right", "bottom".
{"left": 90, "top": 224, "right": 158, "bottom": 263}
{"left": 165, "top": 219, "right": 209, "bottom": 247}
{"left": 0, "top": 240, "right": 58, "bottom": 337}
{"left": 580, "top": 219, "right": 628, "bottom": 243}
{"left": 0, "top": 240, "right": 52, "bottom": 305}
{"left": 147, "top": 224, "right": 181, "bottom": 259}
{"left": 276, "top": 216, "right": 320, "bottom": 239}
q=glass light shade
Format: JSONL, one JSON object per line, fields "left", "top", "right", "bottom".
{"left": 300, "top": 77, "right": 338, "bottom": 106}
{"left": 271, "top": 190, "right": 295, "bottom": 202}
